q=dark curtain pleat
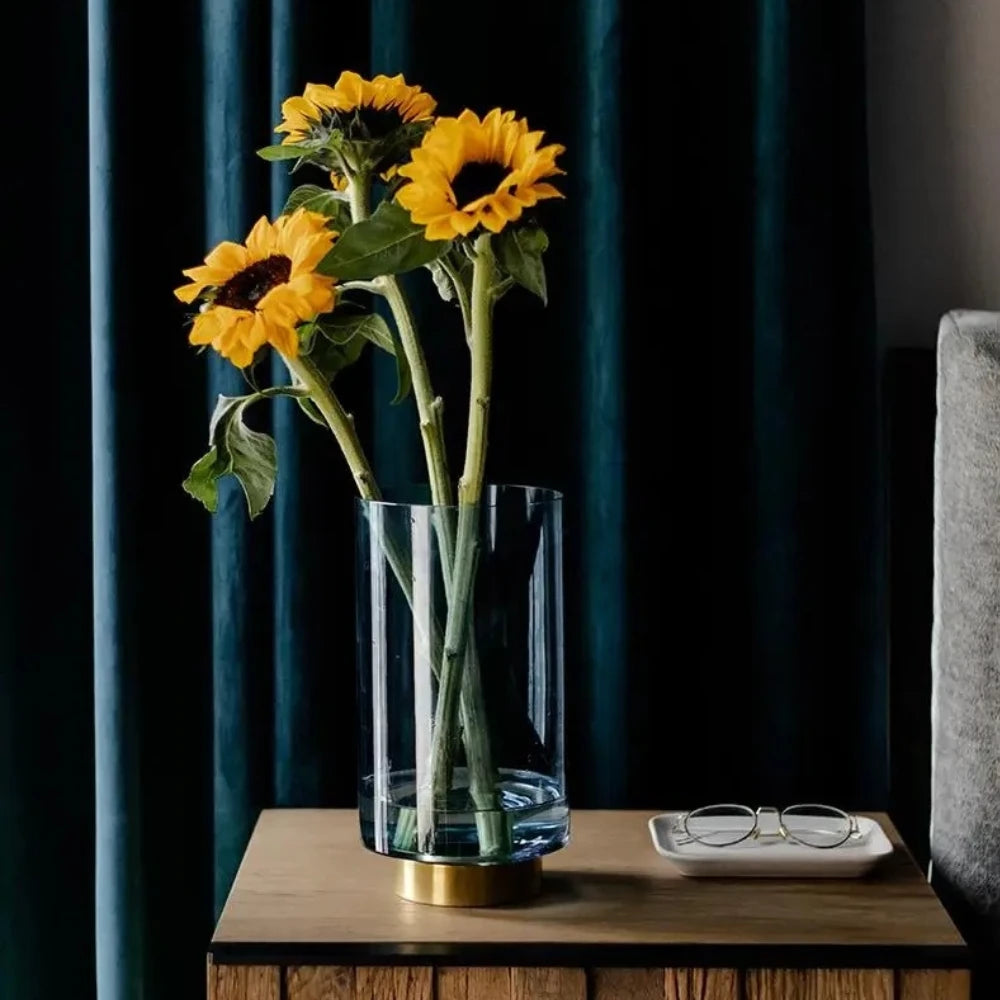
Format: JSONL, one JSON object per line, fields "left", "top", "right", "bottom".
{"left": 750, "top": 0, "right": 883, "bottom": 805}
{"left": 203, "top": 0, "right": 275, "bottom": 916}
{"left": 576, "top": 0, "right": 628, "bottom": 807}
{"left": 1, "top": 5, "right": 94, "bottom": 998}
{"left": 87, "top": 0, "right": 212, "bottom": 997}
{"left": 271, "top": 1, "right": 369, "bottom": 809}
{"left": 370, "top": 0, "right": 424, "bottom": 487}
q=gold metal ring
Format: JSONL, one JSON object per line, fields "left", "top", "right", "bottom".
{"left": 394, "top": 857, "right": 542, "bottom": 906}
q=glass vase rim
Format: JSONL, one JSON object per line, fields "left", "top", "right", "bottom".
{"left": 355, "top": 482, "right": 564, "bottom": 511}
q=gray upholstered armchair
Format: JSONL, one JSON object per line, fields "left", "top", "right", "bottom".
{"left": 932, "top": 310, "right": 1000, "bottom": 990}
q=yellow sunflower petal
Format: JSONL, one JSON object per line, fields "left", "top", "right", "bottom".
{"left": 188, "top": 309, "right": 220, "bottom": 344}
{"left": 301, "top": 83, "right": 337, "bottom": 110}
{"left": 476, "top": 205, "right": 507, "bottom": 233}
{"left": 245, "top": 216, "right": 275, "bottom": 261}
{"left": 204, "top": 241, "right": 249, "bottom": 274}
{"left": 425, "top": 216, "right": 461, "bottom": 241}
{"left": 526, "top": 182, "right": 564, "bottom": 200}
{"left": 492, "top": 193, "right": 524, "bottom": 222}
{"left": 263, "top": 316, "right": 299, "bottom": 358}
{"left": 448, "top": 211, "right": 478, "bottom": 236}
{"left": 175, "top": 281, "right": 208, "bottom": 303}
{"left": 331, "top": 70, "right": 364, "bottom": 108}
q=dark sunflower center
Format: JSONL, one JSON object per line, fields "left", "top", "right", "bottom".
{"left": 214, "top": 255, "right": 291, "bottom": 310}
{"left": 450, "top": 160, "right": 509, "bottom": 208}
{"left": 331, "top": 102, "right": 406, "bottom": 140}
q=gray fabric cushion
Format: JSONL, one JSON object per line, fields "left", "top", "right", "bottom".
{"left": 931, "top": 309, "right": 1000, "bottom": 958}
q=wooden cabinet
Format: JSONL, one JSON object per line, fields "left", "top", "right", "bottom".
{"left": 208, "top": 810, "right": 969, "bottom": 999}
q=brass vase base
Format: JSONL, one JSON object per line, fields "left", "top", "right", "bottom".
{"left": 394, "top": 857, "right": 542, "bottom": 907}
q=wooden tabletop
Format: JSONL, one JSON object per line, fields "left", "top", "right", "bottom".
{"left": 210, "top": 810, "right": 967, "bottom": 969}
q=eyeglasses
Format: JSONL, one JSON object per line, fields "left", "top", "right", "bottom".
{"left": 674, "top": 803, "right": 861, "bottom": 849}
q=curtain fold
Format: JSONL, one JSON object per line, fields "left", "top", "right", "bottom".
{"left": 0, "top": 1, "right": 883, "bottom": 997}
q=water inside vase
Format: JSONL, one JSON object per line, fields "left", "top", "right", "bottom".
{"left": 359, "top": 767, "right": 569, "bottom": 864}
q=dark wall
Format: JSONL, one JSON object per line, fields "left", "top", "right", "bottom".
{"left": 884, "top": 348, "right": 936, "bottom": 868}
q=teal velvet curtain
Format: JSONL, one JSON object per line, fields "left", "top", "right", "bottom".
{"left": 1, "top": 1, "right": 882, "bottom": 998}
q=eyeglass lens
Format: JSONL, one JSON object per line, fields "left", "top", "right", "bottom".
{"left": 684, "top": 804, "right": 756, "bottom": 846}
{"left": 780, "top": 804, "right": 853, "bottom": 848}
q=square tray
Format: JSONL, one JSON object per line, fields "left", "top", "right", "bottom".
{"left": 648, "top": 812, "right": 894, "bottom": 878}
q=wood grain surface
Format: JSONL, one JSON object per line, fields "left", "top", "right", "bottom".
{"left": 211, "top": 810, "right": 965, "bottom": 956}
{"left": 592, "top": 968, "right": 665, "bottom": 1000}
{"left": 207, "top": 965, "right": 972, "bottom": 999}
{"left": 510, "top": 967, "right": 586, "bottom": 1000}
{"left": 355, "top": 967, "right": 432, "bottom": 1000}
{"left": 436, "top": 967, "right": 512, "bottom": 1000}
{"left": 897, "top": 971, "right": 972, "bottom": 1000}
{"left": 287, "top": 966, "right": 355, "bottom": 1000}
{"left": 208, "top": 963, "right": 279, "bottom": 1000}
{"left": 745, "top": 968, "right": 894, "bottom": 999}
{"left": 665, "top": 968, "right": 740, "bottom": 1000}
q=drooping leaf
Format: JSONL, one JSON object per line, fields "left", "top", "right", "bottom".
{"left": 427, "top": 254, "right": 473, "bottom": 308}
{"left": 427, "top": 260, "right": 455, "bottom": 302}
{"left": 183, "top": 387, "right": 308, "bottom": 519}
{"left": 304, "top": 312, "right": 411, "bottom": 404}
{"left": 319, "top": 312, "right": 392, "bottom": 350}
{"left": 494, "top": 223, "right": 550, "bottom": 304}
{"left": 257, "top": 142, "right": 321, "bottom": 161}
{"left": 295, "top": 395, "right": 327, "bottom": 427}
{"left": 317, "top": 200, "right": 449, "bottom": 280}
{"left": 302, "top": 320, "right": 369, "bottom": 383}
{"left": 326, "top": 313, "right": 411, "bottom": 404}
{"left": 182, "top": 447, "right": 227, "bottom": 513}
{"left": 283, "top": 184, "right": 351, "bottom": 230}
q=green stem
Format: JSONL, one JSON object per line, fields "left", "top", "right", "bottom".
{"left": 425, "top": 234, "right": 506, "bottom": 857}
{"left": 344, "top": 175, "right": 451, "bottom": 507}
{"left": 347, "top": 172, "right": 371, "bottom": 222}
{"left": 282, "top": 353, "right": 380, "bottom": 501}
{"left": 458, "top": 234, "right": 496, "bottom": 505}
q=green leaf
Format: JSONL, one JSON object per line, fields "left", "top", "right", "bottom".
{"left": 332, "top": 312, "right": 410, "bottom": 404}
{"left": 427, "top": 254, "right": 472, "bottom": 307}
{"left": 317, "top": 200, "right": 449, "bottom": 280}
{"left": 182, "top": 447, "right": 227, "bottom": 513}
{"left": 302, "top": 321, "right": 369, "bottom": 382}
{"left": 320, "top": 312, "right": 392, "bottom": 350}
{"left": 183, "top": 387, "right": 309, "bottom": 519}
{"left": 427, "top": 260, "right": 455, "bottom": 302}
{"left": 295, "top": 395, "right": 327, "bottom": 427}
{"left": 283, "top": 184, "right": 351, "bottom": 230}
{"left": 257, "top": 142, "right": 318, "bottom": 161}
{"left": 304, "top": 312, "right": 411, "bottom": 404}
{"left": 494, "top": 223, "right": 550, "bottom": 304}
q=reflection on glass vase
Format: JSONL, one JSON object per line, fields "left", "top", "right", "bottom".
{"left": 356, "top": 485, "right": 568, "bottom": 903}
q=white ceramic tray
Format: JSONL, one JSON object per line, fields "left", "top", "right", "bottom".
{"left": 648, "top": 812, "right": 894, "bottom": 878}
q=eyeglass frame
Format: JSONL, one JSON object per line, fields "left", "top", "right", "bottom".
{"left": 676, "top": 803, "right": 861, "bottom": 849}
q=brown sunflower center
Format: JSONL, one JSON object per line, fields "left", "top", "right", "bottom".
{"left": 215, "top": 255, "right": 291, "bottom": 310}
{"left": 450, "top": 160, "right": 510, "bottom": 209}
{"left": 332, "top": 102, "right": 407, "bottom": 140}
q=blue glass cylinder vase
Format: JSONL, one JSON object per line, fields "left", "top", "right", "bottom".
{"left": 356, "top": 485, "right": 568, "bottom": 879}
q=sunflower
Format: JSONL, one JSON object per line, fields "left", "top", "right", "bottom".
{"left": 395, "top": 109, "right": 565, "bottom": 241}
{"left": 174, "top": 208, "right": 337, "bottom": 368}
{"left": 275, "top": 71, "right": 436, "bottom": 145}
